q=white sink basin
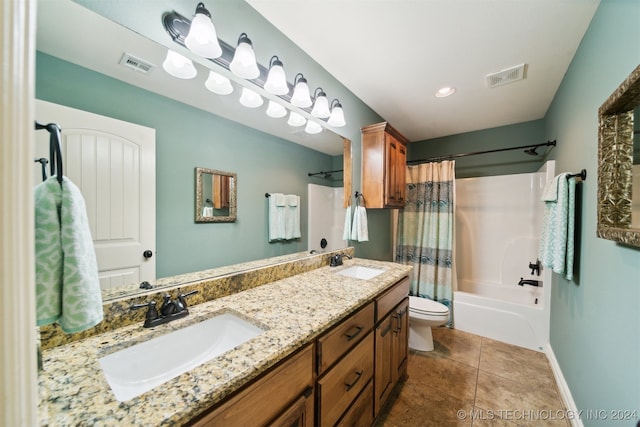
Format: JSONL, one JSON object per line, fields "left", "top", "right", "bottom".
{"left": 336, "top": 265, "right": 385, "bottom": 280}
{"left": 99, "top": 312, "right": 265, "bottom": 401}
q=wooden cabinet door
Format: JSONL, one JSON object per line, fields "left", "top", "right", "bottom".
{"left": 395, "top": 142, "right": 407, "bottom": 205}
{"left": 393, "top": 298, "right": 409, "bottom": 381}
{"left": 374, "top": 314, "right": 394, "bottom": 417}
{"left": 268, "top": 387, "right": 314, "bottom": 427}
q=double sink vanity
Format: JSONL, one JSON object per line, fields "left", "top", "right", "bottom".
{"left": 38, "top": 249, "right": 412, "bottom": 426}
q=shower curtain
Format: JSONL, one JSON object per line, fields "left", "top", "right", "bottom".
{"left": 395, "top": 160, "right": 456, "bottom": 325}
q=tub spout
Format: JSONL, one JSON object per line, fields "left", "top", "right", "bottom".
{"left": 518, "top": 278, "right": 542, "bottom": 287}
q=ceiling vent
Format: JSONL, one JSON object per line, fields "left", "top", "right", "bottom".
{"left": 119, "top": 53, "right": 155, "bottom": 74}
{"left": 485, "top": 64, "right": 527, "bottom": 88}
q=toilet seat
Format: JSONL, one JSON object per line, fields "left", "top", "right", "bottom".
{"left": 409, "top": 296, "right": 449, "bottom": 316}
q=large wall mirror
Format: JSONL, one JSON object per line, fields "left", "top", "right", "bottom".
{"left": 195, "top": 167, "right": 237, "bottom": 223}
{"left": 597, "top": 63, "right": 640, "bottom": 247}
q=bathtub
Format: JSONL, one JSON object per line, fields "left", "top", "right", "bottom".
{"left": 452, "top": 162, "right": 555, "bottom": 352}
{"left": 453, "top": 280, "right": 550, "bottom": 352}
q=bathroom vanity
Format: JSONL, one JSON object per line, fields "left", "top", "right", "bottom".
{"left": 38, "top": 254, "right": 412, "bottom": 426}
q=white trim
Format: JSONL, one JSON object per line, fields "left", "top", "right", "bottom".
{"left": 545, "top": 343, "right": 583, "bottom": 427}
{"left": 0, "top": 0, "right": 39, "bottom": 425}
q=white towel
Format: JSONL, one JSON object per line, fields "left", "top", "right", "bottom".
{"left": 350, "top": 205, "right": 369, "bottom": 242}
{"left": 268, "top": 193, "right": 286, "bottom": 241}
{"left": 284, "top": 194, "right": 301, "bottom": 239}
{"left": 202, "top": 207, "right": 213, "bottom": 217}
{"left": 35, "top": 176, "right": 103, "bottom": 333}
{"left": 343, "top": 206, "right": 352, "bottom": 241}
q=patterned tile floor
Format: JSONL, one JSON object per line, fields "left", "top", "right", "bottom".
{"left": 376, "top": 328, "right": 570, "bottom": 427}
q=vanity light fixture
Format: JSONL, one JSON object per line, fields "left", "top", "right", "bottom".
{"left": 310, "top": 87, "right": 330, "bottom": 118}
{"left": 184, "top": 2, "right": 222, "bottom": 59}
{"left": 287, "top": 111, "right": 307, "bottom": 127}
{"left": 229, "top": 33, "right": 260, "bottom": 80}
{"left": 264, "top": 56, "right": 289, "bottom": 96}
{"left": 205, "top": 70, "right": 233, "bottom": 95}
{"left": 327, "top": 99, "right": 346, "bottom": 127}
{"left": 291, "top": 73, "right": 312, "bottom": 108}
{"left": 239, "top": 87, "right": 263, "bottom": 108}
{"left": 162, "top": 49, "right": 197, "bottom": 79}
{"left": 435, "top": 86, "right": 456, "bottom": 98}
{"left": 304, "top": 120, "right": 323, "bottom": 135}
{"left": 266, "top": 101, "right": 287, "bottom": 118}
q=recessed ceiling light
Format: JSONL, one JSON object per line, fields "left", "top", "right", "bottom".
{"left": 435, "top": 86, "right": 456, "bottom": 98}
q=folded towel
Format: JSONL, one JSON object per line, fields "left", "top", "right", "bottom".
{"left": 284, "top": 195, "right": 301, "bottom": 239}
{"left": 541, "top": 174, "right": 561, "bottom": 202}
{"left": 343, "top": 206, "right": 352, "bottom": 241}
{"left": 35, "top": 176, "right": 103, "bottom": 333}
{"left": 350, "top": 205, "right": 369, "bottom": 242}
{"left": 268, "top": 193, "right": 286, "bottom": 241}
{"left": 539, "top": 174, "right": 575, "bottom": 280}
{"left": 274, "top": 193, "right": 286, "bottom": 206}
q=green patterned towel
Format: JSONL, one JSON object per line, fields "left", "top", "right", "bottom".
{"left": 539, "top": 174, "right": 576, "bottom": 280}
{"left": 35, "top": 176, "right": 103, "bottom": 333}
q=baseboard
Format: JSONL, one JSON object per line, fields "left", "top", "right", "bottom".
{"left": 545, "top": 343, "right": 583, "bottom": 427}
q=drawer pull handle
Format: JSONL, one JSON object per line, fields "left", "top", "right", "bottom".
{"left": 345, "top": 370, "right": 363, "bottom": 391}
{"left": 344, "top": 325, "right": 363, "bottom": 341}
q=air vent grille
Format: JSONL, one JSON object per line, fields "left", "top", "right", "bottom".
{"left": 486, "top": 64, "right": 527, "bottom": 88}
{"left": 119, "top": 53, "right": 155, "bottom": 74}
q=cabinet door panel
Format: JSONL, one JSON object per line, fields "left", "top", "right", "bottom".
{"left": 374, "top": 315, "right": 394, "bottom": 417}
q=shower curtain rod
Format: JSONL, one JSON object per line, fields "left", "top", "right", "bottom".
{"left": 407, "top": 140, "right": 557, "bottom": 165}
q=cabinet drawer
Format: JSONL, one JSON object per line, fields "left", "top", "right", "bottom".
{"left": 376, "top": 276, "right": 409, "bottom": 322}
{"left": 317, "top": 303, "right": 374, "bottom": 374}
{"left": 317, "top": 332, "right": 374, "bottom": 427}
{"left": 191, "top": 344, "right": 313, "bottom": 426}
{"left": 336, "top": 379, "right": 374, "bottom": 427}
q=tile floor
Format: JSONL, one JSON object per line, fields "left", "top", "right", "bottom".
{"left": 375, "top": 327, "right": 570, "bottom": 427}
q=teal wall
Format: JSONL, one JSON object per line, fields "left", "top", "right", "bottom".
{"left": 37, "top": 52, "right": 336, "bottom": 278}
{"left": 409, "top": 119, "right": 546, "bottom": 178}
{"left": 412, "top": 1, "right": 640, "bottom": 422}
{"left": 543, "top": 0, "right": 640, "bottom": 423}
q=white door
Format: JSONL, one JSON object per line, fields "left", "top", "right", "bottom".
{"left": 35, "top": 100, "right": 156, "bottom": 291}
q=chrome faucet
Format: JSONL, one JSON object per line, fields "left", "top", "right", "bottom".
{"left": 131, "top": 290, "right": 198, "bottom": 328}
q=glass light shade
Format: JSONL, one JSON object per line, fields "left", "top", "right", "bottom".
{"left": 328, "top": 104, "right": 346, "bottom": 127}
{"left": 266, "top": 101, "right": 287, "bottom": 118}
{"left": 291, "top": 79, "right": 312, "bottom": 108}
{"left": 311, "top": 93, "right": 330, "bottom": 118}
{"left": 239, "top": 87, "right": 263, "bottom": 108}
{"left": 264, "top": 60, "right": 288, "bottom": 95}
{"left": 184, "top": 9, "right": 222, "bottom": 58}
{"left": 162, "top": 49, "right": 197, "bottom": 79}
{"left": 304, "top": 120, "right": 323, "bottom": 135}
{"left": 204, "top": 70, "right": 233, "bottom": 95}
{"left": 229, "top": 33, "right": 260, "bottom": 79}
{"left": 435, "top": 86, "right": 456, "bottom": 98}
{"left": 287, "top": 111, "right": 306, "bottom": 127}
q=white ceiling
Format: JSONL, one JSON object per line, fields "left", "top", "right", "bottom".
{"left": 36, "top": 0, "right": 600, "bottom": 155}
{"left": 246, "top": 0, "right": 600, "bottom": 142}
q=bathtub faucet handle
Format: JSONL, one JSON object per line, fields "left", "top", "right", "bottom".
{"left": 528, "top": 259, "right": 542, "bottom": 276}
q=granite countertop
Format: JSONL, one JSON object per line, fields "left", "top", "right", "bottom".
{"left": 38, "top": 258, "right": 413, "bottom": 426}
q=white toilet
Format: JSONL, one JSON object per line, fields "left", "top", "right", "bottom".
{"left": 408, "top": 296, "right": 450, "bottom": 351}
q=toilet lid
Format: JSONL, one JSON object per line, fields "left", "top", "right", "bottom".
{"left": 409, "top": 296, "right": 449, "bottom": 315}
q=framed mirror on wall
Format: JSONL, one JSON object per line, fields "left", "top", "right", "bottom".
{"left": 597, "top": 63, "right": 640, "bottom": 247}
{"left": 195, "top": 167, "right": 237, "bottom": 223}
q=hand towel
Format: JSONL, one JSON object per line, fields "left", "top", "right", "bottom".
{"left": 35, "top": 176, "right": 103, "bottom": 333}
{"left": 350, "top": 206, "right": 369, "bottom": 242}
{"left": 539, "top": 174, "right": 575, "bottom": 280}
{"left": 343, "top": 206, "right": 352, "bottom": 241}
{"left": 268, "top": 193, "right": 286, "bottom": 241}
{"left": 284, "top": 194, "right": 301, "bottom": 239}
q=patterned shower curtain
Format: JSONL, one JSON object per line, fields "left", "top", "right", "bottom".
{"left": 395, "top": 160, "right": 456, "bottom": 325}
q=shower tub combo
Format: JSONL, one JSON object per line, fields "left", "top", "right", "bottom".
{"left": 453, "top": 162, "right": 554, "bottom": 351}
